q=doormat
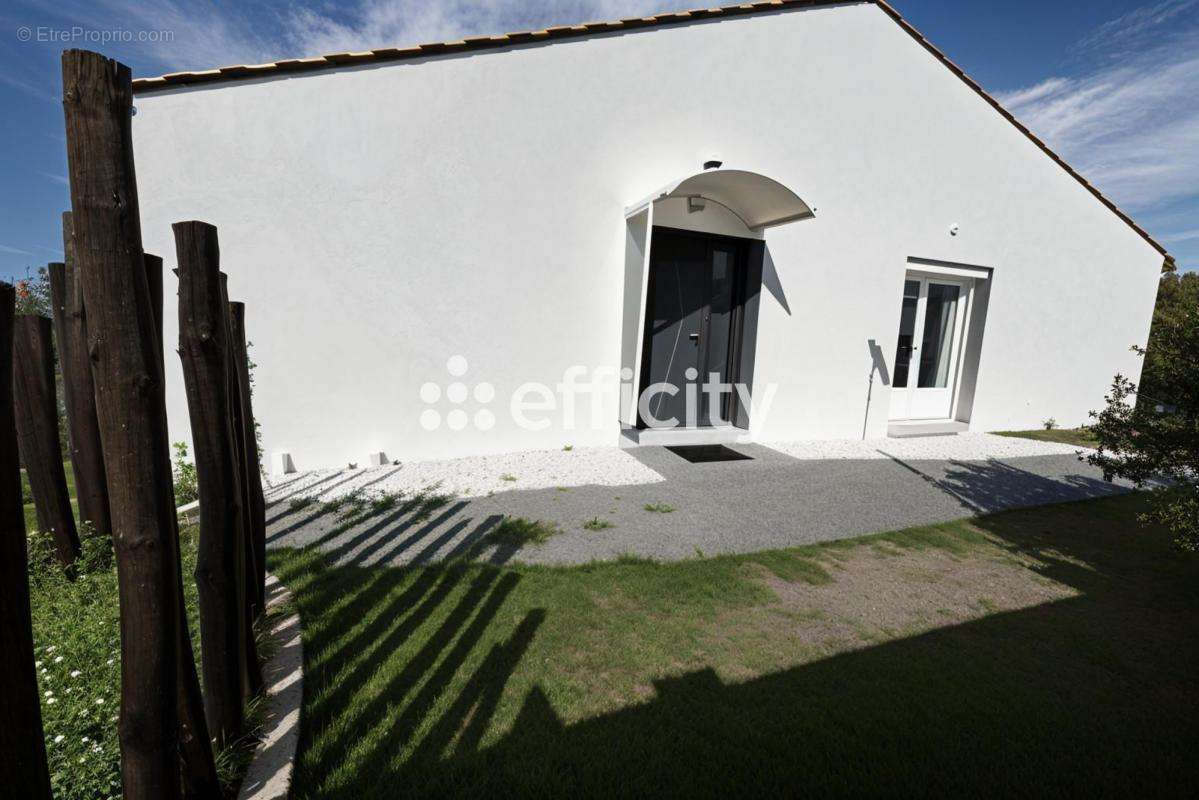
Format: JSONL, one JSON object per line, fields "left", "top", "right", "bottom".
{"left": 665, "top": 445, "right": 753, "bottom": 463}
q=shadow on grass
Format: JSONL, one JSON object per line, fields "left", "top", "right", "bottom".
{"left": 271, "top": 485, "right": 1198, "bottom": 798}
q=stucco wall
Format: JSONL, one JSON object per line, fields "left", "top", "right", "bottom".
{"left": 130, "top": 2, "right": 1163, "bottom": 469}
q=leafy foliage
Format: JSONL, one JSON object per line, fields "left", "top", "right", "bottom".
{"left": 15, "top": 266, "right": 52, "bottom": 316}
{"left": 172, "top": 441, "right": 199, "bottom": 506}
{"left": 1087, "top": 269, "right": 1199, "bottom": 550}
{"left": 1136, "top": 270, "right": 1199, "bottom": 412}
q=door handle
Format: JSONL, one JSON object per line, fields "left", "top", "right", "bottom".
{"left": 689, "top": 333, "right": 700, "bottom": 341}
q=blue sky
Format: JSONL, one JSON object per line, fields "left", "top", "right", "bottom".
{"left": 1, "top": 0, "right": 1196, "bottom": 280}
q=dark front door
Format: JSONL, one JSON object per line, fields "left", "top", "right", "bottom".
{"left": 639, "top": 228, "right": 747, "bottom": 428}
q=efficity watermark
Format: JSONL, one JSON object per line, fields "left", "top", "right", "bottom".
{"left": 16, "top": 26, "right": 175, "bottom": 44}
{"left": 419, "top": 355, "right": 778, "bottom": 433}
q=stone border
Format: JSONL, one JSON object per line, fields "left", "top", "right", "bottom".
{"left": 238, "top": 574, "right": 303, "bottom": 800}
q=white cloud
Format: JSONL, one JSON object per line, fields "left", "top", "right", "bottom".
{"left": 1072, "top": 0, "right": 1199, "bottom": 56}
{"left": 22, "top": 0, "right": 277, "bottom": 72}
{"left": 0, "top": 244, "right": 36, "bottom": 256}
{"left": 1164, "top": 228, "right": 1199, "bottom": 243}
{"left": 40, "top": 172, "right": 69, "bottom": 185}
{"left": 995, "top": 6, "right": 1199, "bottom": 212}
{"left": 282, "top": 0, "right": 665, "bottom": 57}
{"left": 19, "top": 0, "right": 666, "bottom": 73}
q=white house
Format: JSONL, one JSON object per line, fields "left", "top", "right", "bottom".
{"left": 129, "top": 0, "right": 1170, "bottom": 471}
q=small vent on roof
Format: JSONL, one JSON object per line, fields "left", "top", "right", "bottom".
{"left": 703, "top": 159, "right": 723, "bottom": 170}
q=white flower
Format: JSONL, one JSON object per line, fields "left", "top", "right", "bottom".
{"left": 79, "top": 756, "right": 86, "bottom": 763}
{"left": 53, "top": 735, "right": 64, "bottom": 744}
{"left": 106, "top": 659, "right": 114, "bottom": 666}
{"left": 82, "top": 736, "right": 89, "bottom": 743}
{"left": 70, "top": 670, "right": 81, "bottom": 678}
{"left": 95, "top": 698, "right": 105, "bottom": 705}
{"left": 46, "top": 645, "right": 57, "bottom": 652}
{"left": 44, "top": 690, "right": 53, "bottom": 697}
{"left": 54, "top": 656, "right": 63, "bottom": 663}
{"left": 46, "top": 697, "right": 57, "bottom": 704}
{"left": 35, "top": 660, "right": 42, "bottom": 668}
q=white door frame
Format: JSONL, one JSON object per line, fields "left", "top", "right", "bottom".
{"left": 889, "top": 272, "right": 974, "bottom": 422}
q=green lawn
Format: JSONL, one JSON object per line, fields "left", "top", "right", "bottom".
{"left": 994, "top": 427, "right": 1099, "bottom": 448}
{"left": 269, "top": 493, "right": 1198, "bottom": 798}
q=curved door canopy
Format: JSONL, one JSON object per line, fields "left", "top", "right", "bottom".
{"left": 627, "top": 169, "right": 815, "bottom": 230}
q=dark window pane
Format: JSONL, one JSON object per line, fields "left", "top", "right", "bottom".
{"left": 892, "top": 280, "right": 920, "bottom": 388}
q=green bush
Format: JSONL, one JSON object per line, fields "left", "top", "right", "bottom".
{"left": 173, "top": 441, "right": 199, "bottom": 506}
{"left": 1088, "top": 269, "right": 1199, "bottom": 551}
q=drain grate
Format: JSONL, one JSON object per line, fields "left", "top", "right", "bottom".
{"left": 665, "top": 444, "right": 753, "bottom": 463}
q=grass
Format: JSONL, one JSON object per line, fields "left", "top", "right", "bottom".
{"left": 643, "top": 502, "right": 675, "bottom": 513}
{"left": 994, "top": 427, "right": 1099, "bottom": 448}
{"left": 29, "top": 523, "right": 267, "bottom": 800}
{"left": 486, "top": 517, "right": 561, "bottom": 547}
{"left": 581, "top": 517, "right": 614, "bottom": 531}
{"left": 268, "top": 492, "right": 1198, "bottom": 798}
{"left": 27, "top": 466, "right": 269, "bottom": 799}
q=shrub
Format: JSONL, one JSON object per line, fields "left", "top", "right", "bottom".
{"left": 172, "top": 441, "right": 199, "bottom": 506}
{"left": 1087, "top": 268, "right": 1199, "bottom": 551}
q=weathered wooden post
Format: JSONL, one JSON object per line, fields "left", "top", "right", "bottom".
{"left": 219, "top": 275, "right": 265, "bottom": 699}
{"left": 0, "top": 283, "right": 54, "bottom": 799}
{"left": 13, "top": 313, "right": 81, "bottom": 567}
{"left": 174, "top": 221, "right": 246, "bottom": 744}
{"left": 144, "top": 254, "right": 164, "bottom": 357}
{"left": 145, "top": 248, "right": 226, "bottom": 797}
{"left": 63, "top": 48, "right": 217, "bottom": 799}
{"left": 229, "top": 302, "right": 267, "bottom": 608}
{"left": 144, "top": 247, "right": 222, "bottom": 799}
{"left": 49, "top": 226, "right": 112, "bottom": 538}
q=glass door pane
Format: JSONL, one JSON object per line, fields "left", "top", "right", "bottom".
{"left": 892, "top": 280, "right": 921, "bottom": 388}
{"left": 917, "top": 282, "right": 961, "bottom": 388}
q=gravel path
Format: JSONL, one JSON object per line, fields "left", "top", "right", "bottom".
{"left": 264, "top": 435, "right": 1125, "bottom": 567}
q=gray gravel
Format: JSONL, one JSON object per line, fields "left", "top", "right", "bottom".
{"left": 264, "top": 444, "right": 1131, "bottom": 567}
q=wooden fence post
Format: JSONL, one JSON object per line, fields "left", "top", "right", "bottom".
{"left": 13, "top": 313, "right": 81, "bottom": 567}
{"left": 229, "top": 302, "right": 267, "bottom": 609}
{"left": 145, "top": 250, "right": 223, "bottom": 799}
{"left": 219, "top": 275, "right": 264, "bottom": 699}
{"left": 0, "top": 283, "right": 54, "bottom": 799}
{"left": 174, "top": 221, "right": 246, "bottom": 745}
{"left": 63, "top": 48, "right": 220, "bottom": 799}
{"left": 49, "top": 228, "right": 112, "bottom": 538}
